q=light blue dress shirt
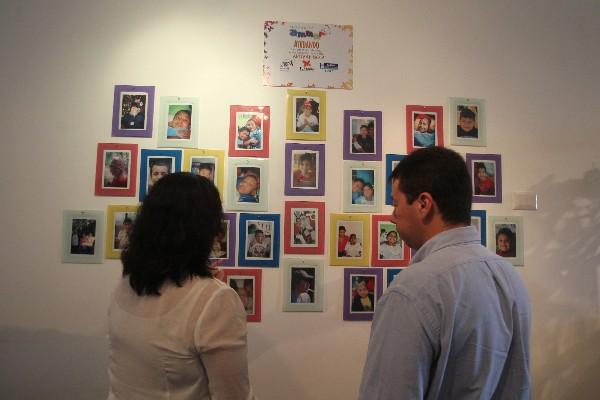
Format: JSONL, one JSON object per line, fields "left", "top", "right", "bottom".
{"left": 359, "top": 226, "right": 531, "bottom": 399}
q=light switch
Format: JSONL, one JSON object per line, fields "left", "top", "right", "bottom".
{"left": 512, "top": 192, "right": 538, "bottom": 210}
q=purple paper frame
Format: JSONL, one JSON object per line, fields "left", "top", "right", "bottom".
{"left": 284, "top": 143, "right": 325, "bottom": 196}
{"left": 112, "top": 85, "right": 155, "bottom": 138}
{"left": 210, "top": 213, "right": 237, "bottom": 266}
{"left": 343, "top": 268, "right": 383, "bottom": 321}
{"left": 466, "top": 153, "right": 502, "bottom": 203}
{"left": 343, "top": 110, "right": 382, "bottom": 161}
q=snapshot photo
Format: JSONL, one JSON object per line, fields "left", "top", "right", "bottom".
{"left": 166, "top": 104, "right": 192, "bottom": 140}
{"left": 289, "top": 266, "right": 316, "bottom": 304}
{"left": 112, "top": 85, "right": 154, "bottom": 138}
{"left": 112, "top": 211, "right": 136, "bottom": 251}
{"left": 494, "top": 223, "right": 517, "bottom": 259}
{"left": 290, "top": 208, "right": 318, "bottom": 247}
{"left": 227, "top": 158, "right": 268, "bottom": 212}
{"left": 412, "top": 111, "right": 438, "bottom": 148}
{"left": 236, "top": 166, "right": 261, "bottom": 204}
{"left": 449, "top": 98, "right": 486, "bottom": 146}
{"left": 351, "top": 168, "right": 376, "bottom": 206}
{"left": 102, "top": 150, "right": 131, "bottom": 189}
{"left": 466, "top": 153, "right": 502, "bottom": 203}
{"left": 70, "top": 218, "right": 97, "bottom": 255}
{"left": 227, "top": 276, "right": 256, "bottom": 315}
{"left": 245, "top": 220, "right": 274, "bottom": 260}
{"left": 286, "top": 89, "right": 326, "bottom": 140}
{"left": 119, "top": 92, "right": 148, "bottom": 130}
{"left": 336, "top": 220, "right": 364, "bottom": 259}
{"left": 95, "top": 143, "right": 138, "bottom": 197}
{"left": 291, "top": 150, "right": 318, "bottom": 189}
{"left": 376, "top": 221, "right": 403, "bottom": 261}
{"left": 456, "top": 105, "right": 479, "bottom": 139}
{"left": 62, "top": 210, "right": 104, "bottom": 264}
{"left": 229, "top": 106, "right": 270, "bottom": 157}
{"left": 285, "top": 143, "right": 325, "bottom": 196}
{"left": 350, "top": 117, "right": 376, "bottom": 154}
{"left": 343, "top": 110, "right": 382, "bottom": 161}
{"left": 294, "top": 96, "right": 320, "bottom": 133}
{"left": 190, "top": 157, "right": 216, "bottom": 183}
{"left": 330, "top": 214, "right": 370, "bottom": 266}
{"left": 235, "top": 112, "right": 264, "bottom": 151}
{"left": 284, "top": 201, "right": 325, "bottom": 255}
{"left": 343, "top": 268, "right": 383, "bottom": 321}
{"left": 209, "top": 220, "right": 229, "bottom": 260}
{"left": 487, "top": 216, "right": 524, "bottom": 266}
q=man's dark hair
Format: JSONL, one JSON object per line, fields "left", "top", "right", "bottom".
{"left": 459, "top": 108, "right": 476, "bottom": 120}
{"left": 390, "top": 147, "right": 471, "bottom": 225}
{"left": 121, "top": 172, "right": 223, "bottom": 296}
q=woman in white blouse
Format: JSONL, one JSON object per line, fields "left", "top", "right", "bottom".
{"left": 108, "top": 172, "right": 255, "bottom": 400}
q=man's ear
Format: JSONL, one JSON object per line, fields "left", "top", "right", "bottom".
{"left": 416, "top": 192, "right": 435, "bottom": 219}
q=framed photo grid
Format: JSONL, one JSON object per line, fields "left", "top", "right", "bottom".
{"left": 229, "top": 105, "right": 270, "bottom": 158}
{"left": 343, "top": 268, "right": 383, "bottom": 321}
{"left": 139, "top": 149, "right": 182, "bottom": 201}
{"left": 343, "top": 110, "right": 382, "bottom": 161}
{"left": 284, "top": 143, "right": 325, "bottom": 196}
{"left": 282, "top": 259, "right": 324, "bottom": 312}
{"left": 94, "top": 143, "right": 138, "bottom": 197}
{"left": 371, "top": 215, "right": 410, "bottom": 267}
{"left": 488, "top": 216, "right": 524, "bottom": 266}
{"left": 329, "top": 213, "right": 371, "bottom": 266}
{"left": 157, "top": 96, "right": 199, "bottom": 149}
{"left": 283, "top": 201, "right": 325, "bottom": 255}
{"left": 227, "top": 158, "right": 269, "bottom": 212}
{"left": 405, "top": 105, "right": 444, "bottom": 153}
{"left": 238, "top": 213, "right": 280, "bottom": 268}
{"left": 105, "top": 205, "right": 138, "bottom": 259}
{"left": 449, "top": 97, "right": 486, "bottom": 147}
{"left": 111, "top": 85, "right": 155, "bottom": 138}
{"left": 209, "top": 212, "right": 237, "bottom": 266}
{"left": 466, "top": 153, "right": 502, "bottom": 203}
{"left": 221, "top": 268, "right": 262, "bottom": 322}
{"left": 286, "top": 89, "right": 326, "bottom": 141}
{"left": 62, "top": 210, "right": 105, "bottom": 264}
{"left": 343, "top": 161, "right": 381, "bottom": 213}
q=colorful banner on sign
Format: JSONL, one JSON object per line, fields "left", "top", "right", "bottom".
{"left": 263, "top": 21, "right": 353, "bottom": 90}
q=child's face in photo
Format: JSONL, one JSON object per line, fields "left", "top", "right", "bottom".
{"left": 150, "top": 165, "right": 169, "bottom": 184}
{"left": 352, "top": 180, "right": 364, "bottom": 193}
{"left": 357, "top": 284, "right": 368, "bottom": 298}
{"left": 172, "top": 111, "right": 191, "bottom": 129}
{"left": 477, "top": 167, "right": 488, "bottom": 181}
{"left": 247, "top": 119, "right": 257, "bottom": 132}
{"left": 363, "top": 185, "right": 374, "bottom": 200}
{"left": 129, "top": 105, "right": 140, "bottom": 116}
{"left": 338, "top": 228, "right": 346, "bottom": 238}
{"left": 198, "top": 167, "right": 212, "bottom": 179}
{"left": 387, "top": 231, "right": 398, "bottom": 246}
{"left": 238, "top": 175, "right": 258, "bottom": 195}
{"left": 359, "top": 126, "right": 368, "bottom": 137}
{"left": 238, "top": 130, "right": 249, "bottom": 141}
{"left": 299, "top": 159, "right": 313, "bottom": 177}
{"left": 416, "top": 118, "right": 430, "bottom": 133}
{"left": 459, "top": 116, "right": 475, "bottom": 132}
{"left": 349, "top": 235, "right": 357, "bottom": 244}
{"left": 497, "top": 233, "right": 511, "bottom": 252}
{"left": 254, "top": 231, "right": 264, "bottom": 243}
{"left": 303, "top": 104, "right": 313, "bottom": 116}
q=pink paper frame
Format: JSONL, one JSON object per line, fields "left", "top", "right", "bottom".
{"left": 221, "top": 268, "right": 262, "bottom": 323}
{"left": 371, "top": 214, "right": 410, "bottom": 267}
{"left": 283, "top": 201, "right": 325, "bottom": 255}
{"left": 229, "top": 105, "right": 270, "bottom": 158}
{"left": 94, "top": 143, "right": 138, "bottom": 197}
{"left": 405, "top": 105, "right": 444, "bottom": 153}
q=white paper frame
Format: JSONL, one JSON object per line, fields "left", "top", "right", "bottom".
{"left": 62, "top": 210, "right": 105, "bottom": 264}
{"left": 449, "top": 97, "right": 486, "bottom": 147}
{"left": 227, "top": 158, "right": 269, "bottom": 211}
{"left": 488, "top": 216, "right": 524, "bottom": 266}
{"left": 157, "top": 96, "right": 199, "bottom": 149}
{"left": 343, "top": 161, "right": 382, "bottom": 213}
{"left": 282, "top": 258, "right": 324, "bottom": 312}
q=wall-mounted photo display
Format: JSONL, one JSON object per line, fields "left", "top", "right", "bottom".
{"left": 385, "top": 154, "right": 405, "bottom": 205}
{"left": 228, "top": 105, "right": 270, "bottom": 158}
{"left": 183, "top": 149, "right": 225, "bottom": 198}
{"left": 227, "top": 158, "right": 268, "bottom": 211}
{"left": 286, "top": 89, "right": 326, "bottom": 141}
{"left": 343, "top": 268, "right": 383, "bottom": 321}
{"left": 470, "top": 209, "right": 487, "bottom": 246}
{"left": 488, "top": 216, "right": 524, "bottom": 266}
{"left": 238, "top": 213, "right": 280, "bottom": 268}
{"left": 156, "top": 97, "right": 199, "bottom": 148}
{"left": 139, "top": 149, "right": 182, "bottom": 201}
{"left": 371, "top": 215, "right": 411, "bottom": 267}
{"left": 466, "top": 153, "right": 502, "bottom": 203}
{"left": 112, "top": 85, "right": 155, "bottom": 138}
{"left": 284, "top": 143, "right": 325, "bottom": 196}
{"left": 62, "top": 210, "right": 104, "bottom": 264}
{"left": 94, "top": 143, "right": 138, "bottom": 197}
{"left": 283, "top": 201, "right": 325, "bottom": 255}
{"left": 282, "top": 259, "right": 324, "bottom": 312}
{"left": 343, "top": 161, "right": 381, "bottom": 213}
{"left": 343, "top": 110, "right": 382, "bottom": 161}
{"left": 209, "top": 213, "right": 237, "bottom": 266}
{"left": 329, "top": 213, "right": 370, "bottom": 266}
{"left": 405, "top": 105, "right": 444, "bottom": 153}
{"left": 104, "top": 205, "right": 138, "bottom": 259}
{"left": 386, "top": 268, "right": 402, "bottom": 288}
{"left": 449, "top": 97, "right": 486, "bottom": 146}
{"left": 221, "top": 268, "right": 262, "bottom": 322}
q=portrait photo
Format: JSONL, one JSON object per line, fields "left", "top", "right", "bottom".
{"left": 291, "top": 208, "right": 317, "bottom": 246}
{"left": 166, "top": 104, "right": 192, "bottom": 140}
{"left": 343, "top": 268, "right": 383, "bottom": 321}
{"left": 105, "top": 205, "right": 138, "bottom": 259}
{"left": 286, "top": 89, "right": 326, "bottom": 140}
{"left": 405, "top": 105, "right": 444, "bottom": 153}
{"left": 282, "top": 259, "right": 324, "bottom": 312}
{"left": 371, "top": 216, "right": 410, "bottom": 267}
{"left": 284, "top": 201, "right": 325, "bottom": 255}
{"left": 290, "top": 266, "right": 316, "bottom": 304}
{"left": 466, "top": 153, "right": 502, "bottom": 203}
{"left": 284, "top": 143, "right": 325, "bottom": 196}
{"left": 449, "top": 97, "right": 486, "bottom": 146}
{"left": 95, "top": 143, "right": 138, "bottom": 197}
{"left": 139, "top": 149, "right": 182, "bottom": 201}
{"left": 221, "top": 268, "right": 262, "bottom": 322}
{"left": 343, "top": 110, "right": 382, "bottom": 161}
{"left": 245, "top": 220, "right": 273, "bottom": 260}
{"left": 62, "top": 210, "right": 104, "bottom": 264}
{"left": 70, "top": 218, "right": 97, "bottom": 255}
{"left": 157, "top": 97, "right": 199, "bottom": 148}
{"left": 229, "top": 106, "right": 270, "bottom": 157}
{"left": 112, "top": 85, "right": 154, "bottom": 138}
{"left": 330, "top": 213, "right": 371, "bottom": 266}
{"left": 292, "top": 150, "right": 317, "bottom": 189}
{"left": 488, "top": 216, "right": 524, "bottom": 266}
{"left": 344, "top": 161, "right": 381, "bottom": 213}
{"left": 183, "top": 149, "right": 224, "bottom": 197}
{"left": 191, "top": 157, "right": 216, "bottom": 183}
{"left": 238, "top": 213, "right": 280, "bottom": 267}
{"left": 209, "top": 220, "right": 229, "bottom": 260}
{"left": 227, "top": 158, "right": 268, "bottom": 212}
{"left": 236, "top": 167, "right": 261, "bottom": 204}
{"left": 385, "top": 154, "right": 405, "bottom": 205}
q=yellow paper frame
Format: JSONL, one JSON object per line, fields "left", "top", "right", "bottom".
{"left": 286, "top": 89, "right": 327, "bottom": 141}
{"left": 105, "top": 204, "right": 139, "bottom": 259}
{"left": 329, "top": 213, "right": 370, "bottom": 266}
{"left": 182, "top": 149, "right": 225, "bottom": 198}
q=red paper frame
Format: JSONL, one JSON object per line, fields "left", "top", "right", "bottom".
{"left": 228, "top": 105, "right": 270, "bottom": 158}
{"left": 94, "top": 143, "right": 138, "bottom": 197}
{"left": 405, "top": 105, "right": 444, "bottom": 154}
{"left": 371, "top": 214, "right": 411, "bottom": 267}
{"left": 283, "top": 201, "right": 325, "bottom": 255}
{"left": 221, "top": 268, "right": 262, "bottom": 323}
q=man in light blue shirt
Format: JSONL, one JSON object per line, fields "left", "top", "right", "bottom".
{"left": 359, "top": 147, "right": 531, "bottom": 399}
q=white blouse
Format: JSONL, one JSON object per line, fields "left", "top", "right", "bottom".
{"left": 108, "top": 276, "right": 255, "bottom": 400}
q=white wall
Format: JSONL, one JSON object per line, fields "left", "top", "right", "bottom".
{"left": 1, "top": 0, "right": 599, "bottom": 399}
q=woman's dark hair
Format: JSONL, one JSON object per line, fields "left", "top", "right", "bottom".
{"left": 390, "top": 147, "right": 472, "bottom": 225}
{"left": 121, "top": 172, "right": 223, "bottom": 295}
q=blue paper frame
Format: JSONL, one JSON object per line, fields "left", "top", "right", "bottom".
{"left": 139, "top": 149, "right": 182, "bottom": 201}
{"left": 238, "top": 213, "right": 280, "bottom": 268}
{"left": 385, "top": 154, "right": 405, "bottom": 205}
{"left": 470, "top": 209, "right": 487, "bottom": 246}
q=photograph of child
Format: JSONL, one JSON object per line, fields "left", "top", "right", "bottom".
{"left": 166, "top": 105, "right": 192, "bottom": 140}
{"left": 350, "top": 275, "right": 376, "bottom": 312}
{"left": 235, "top": 112, "right": 263, "bottom": 150}
{"left": 495, "top": 224, "right": 517, "bottom": 258}
{"left": 377, "top": 222, "right": 403, "bottom": 260}
{"left": 456, "top": 105, "right": 479, "bottom": 138}
{"left": 190, "top": 157, "right": 216, "bottom": 183}
{"left": 147, "top": 157, "right": 174, "bottom": 191}
{"left": 70, "top": 218, "right": 97, "bottom": 255}
{"left": 412, "top": 112, "right": 437, "bottom": 148}
{"left": 103, "top": 151, "right": 130, "bottom": 188}
{"left": 350, "top": 117, "right": 376, "bottom": 154}
{"left": 290, "top": 267, "right": 315, "bottom": 304}
{"left": 209, "top": 221, "right": 229, "bottom": 259}
{"left": 236, "top": 167, "right": 261, "bottom": 203}
{"left": 473, "top": 161, "right": 496, "bottom": 196}
{"left": 291, "top": 151, "right": 317, "bottom": 188}
{"left": 120, "top": 93, "right": 147, "bottom": 130}
{"left": 246, "top": 220, "right": 273, "bottom": 259}
{"left": 294, "top": 97, "right": 320, "bottom": 133}
{"left": 113, "top": 212, "right": 135, "bottom": 251}
{"left": 351, "top": 169, "right": 376, "bottom": 205}
{"left": 337, "top": 220, "right": 363, "bottom": 258}
{"left": 228, "top": 277, "right": 255, "bottom": 315}
{"left": 291, "top": 208, "right": 317, "bottom": 246}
